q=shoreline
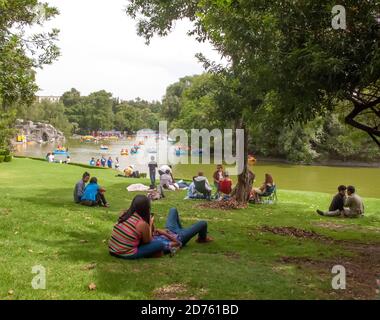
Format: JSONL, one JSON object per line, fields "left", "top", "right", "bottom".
{"left": 255, "top": 156, "right": 380, "bottom": 169}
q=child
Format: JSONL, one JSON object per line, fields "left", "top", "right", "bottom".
{"left": 213, "top": 164, "right": 224, "bottom": 198}
{"left": 115, "top": 157, "right": 120, "bottom": 170}
{"left": 107, "top": 157, "right": 113, "bottom": 169}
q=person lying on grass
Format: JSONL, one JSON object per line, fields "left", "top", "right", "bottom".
{"left": 80, "top": 177, "right": 110, "bottom": 208}
{"left": 108, "top": 195, "right": 213, "bottom": 260}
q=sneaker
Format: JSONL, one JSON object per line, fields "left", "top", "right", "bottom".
{"left": 196, "top": 236, "right": 214, "bottom": 244}
{"left": 104, "top": 203, "right": 110, "bottom": 208}
{"left": 316, "top": 210, "right": 324, "bottom": 216}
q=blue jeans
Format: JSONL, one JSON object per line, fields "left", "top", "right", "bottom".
{"left": 150, "top": 171, "right": 156, "bottom": 187}
{"left": 165, "top": 208, "right": 208, "bottom": 246}
{"left": 111, "top": 240, "right": 166, "bottom": 260}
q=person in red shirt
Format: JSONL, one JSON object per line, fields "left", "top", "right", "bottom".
{"left": 219, "top": 172, "right": 233, "bottom": 199}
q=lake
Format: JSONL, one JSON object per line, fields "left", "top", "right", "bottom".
{"left": 14, "top": 136, "right": 380, "bottom": 198}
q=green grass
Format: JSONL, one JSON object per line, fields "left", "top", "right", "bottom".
{"left": 0, "top": 158, "right": 379, "bottom": 300}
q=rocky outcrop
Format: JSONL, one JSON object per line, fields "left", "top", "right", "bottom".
{"left": 14, "top": 119, "right": 65, "bottom": 143}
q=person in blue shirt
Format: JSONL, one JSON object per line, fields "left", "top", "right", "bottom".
{"left": 89, "top": 157, "right": 96, "bottom": 166}
{"left": 107, "top": 157, "right": 113, "bottom": 169}
{"left": 100, "top": 156, "right": 107, "bottom": 167}
{"left": 80, "top": 177, "right": 110, "bottom": 207}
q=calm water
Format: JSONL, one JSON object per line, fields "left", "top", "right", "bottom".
{"left": 14, "top": 137, "right": 380, "bottom": 198}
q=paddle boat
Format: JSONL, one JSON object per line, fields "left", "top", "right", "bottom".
{"left": 53, "top": 147, "right": 69, "bottom": 156}
{"left": 130, "top": 147, "right": 139, "bottom": 155}
{"left": 120, "top": 149, "right": 129, "bottom": 156}
{"left": 100, "top": 145, "right": 109, "bottom": 150}
{"left": 175, "top": 148, "right": 187, "bottom": 156}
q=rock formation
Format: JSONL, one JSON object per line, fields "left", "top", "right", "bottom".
{"left": 14, "top": 119, "right": 65, "bottom": 143}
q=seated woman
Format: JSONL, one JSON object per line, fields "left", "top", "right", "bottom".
{"left": 109, "top": 196, "right": 212, "bottom": 260}
{"left": 80, "top": 177, "right": 109, "bottom": 207}
{"left": 160, "top": 170, "right": 179, "bottom": 191}
{"left": 218, "top": 172, "right": 233, "bottom": 200}
{"left": 109, "top": 195, "right": 166, "bottom": 260}
{"left": 250, "top": 173, "right": 275, "bottom": 203}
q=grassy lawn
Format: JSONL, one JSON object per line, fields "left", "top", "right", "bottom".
{"left": 0, "top": 158, "right": 379, "bottom": 300}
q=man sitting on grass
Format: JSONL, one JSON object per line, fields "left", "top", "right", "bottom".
{"left": 317, "top": 185, "right": 364, "bottom": 218}
{"left": 80, "top": 177, "right": 110, "bottom": 208}
{"left": 73, "top": 172, "right": 90, "bottom": 204}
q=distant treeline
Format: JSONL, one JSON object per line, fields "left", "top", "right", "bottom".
{"left": 16, "top": 89, "right": 163, "bottom": 136}
{"left": 16, "top": 75, "right": 380, "bottom": 164}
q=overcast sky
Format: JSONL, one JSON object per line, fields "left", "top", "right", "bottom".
{"left": 35, "top": 0, "right": 221, "bottom": 101}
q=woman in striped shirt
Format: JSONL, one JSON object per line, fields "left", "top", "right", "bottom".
{"left": 109, "top": 195, "right": 166, "bottom": 259}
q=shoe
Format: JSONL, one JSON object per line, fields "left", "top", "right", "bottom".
{"left": 104, "top": 203, "right": 110, "bottom": 208}
{"left": 196, "top": 236, "right": 214, "bottom": 244}
{"left": 316, "top": 210, "right": 324, "bottom": 216}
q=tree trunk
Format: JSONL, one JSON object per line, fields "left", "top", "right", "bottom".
{"left": 231, "top": 121, "right": 253, "bottom": 204}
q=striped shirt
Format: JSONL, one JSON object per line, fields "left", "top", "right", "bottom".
{"left": 109, "top": 212, "right": 143, "bottom": 256}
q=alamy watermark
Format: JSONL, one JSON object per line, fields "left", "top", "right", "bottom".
{"left": 332, "top": 5, "right": 347, "bottom": 30}
{"left": 31, "top": 265, "right": 46, "bottom": 290}
{"left": 331, "top": 265, "right": 346, "bottom": 290}
{"left": 135, "top": 121, "right": 246, "bottom": 175}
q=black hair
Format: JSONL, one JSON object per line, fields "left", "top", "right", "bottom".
{"left": 83, "top": 172, "right": 90, "bottom": 179}
{"left": 90, "top": 177, "right": 98, "bottom": 184}
{"left": 118, "top": 195, "right": 151, "bottom": 224}
{"left": 338, "top": 185, "right": 347, "bottom": 192}
{"left": 347, "top": 185, "right": 356, "bottom": 194}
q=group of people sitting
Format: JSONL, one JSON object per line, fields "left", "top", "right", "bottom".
{"left": 184, "top": 166, "right": 276, "bottom": 203}
{"left": 89, "top": 156, "right": 120, "bottom": 169}
{"left": 317, "top": 185, "right": 365, "bottom": 218}
{"left": 74, "top": 172, "right": 110, "bottom": 208}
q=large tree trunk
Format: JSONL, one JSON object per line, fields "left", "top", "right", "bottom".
{"left": 231, "top": 121, "right": 253, "bottom": 203}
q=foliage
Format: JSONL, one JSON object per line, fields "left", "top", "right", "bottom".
{"left": 0, "top": 0, "right": 60, "bottom": 149}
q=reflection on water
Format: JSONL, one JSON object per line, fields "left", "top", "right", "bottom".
{"left": 14, "top": 135, "right": 174, "bottom": 174}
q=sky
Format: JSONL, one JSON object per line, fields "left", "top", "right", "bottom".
{"left": 35, "top": 0, "right": 221, "bottom": 101}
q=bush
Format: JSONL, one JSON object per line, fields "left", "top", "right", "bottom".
{"left": 4, "top": 155, "right": 12, "bottom": 162}
{"left": 0, "top": 156, "right": 5, "bottom": 163}
{"left": 0, "top": 149, "right": 10, "bottom": 156}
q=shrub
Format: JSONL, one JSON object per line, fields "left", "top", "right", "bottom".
{"left": 0, "top": 149, "right": 10, "bottom": 156}
{"left": 0, "top": 156, "right": 5, "bottom": 163}
{"left": 4, "top": 155, "right": 12, "bottom": 162}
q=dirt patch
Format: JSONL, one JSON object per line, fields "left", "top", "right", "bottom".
{"left": 223, "top": 252, "right": 241, "bottom": 260}
{"left": 153, "top": 284, "right": 198, "bottom": 300}
{"left": 259, "top": 226, "right": 332, "bottom": 241}
{"left": 314, "top": 221, "right": 380, "bottom": 234}
{"left": 198, "top": 199, "right": 248, "bottom": 210}
{"left": 279, "top": 250, "right": 380, "bottom": 300}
